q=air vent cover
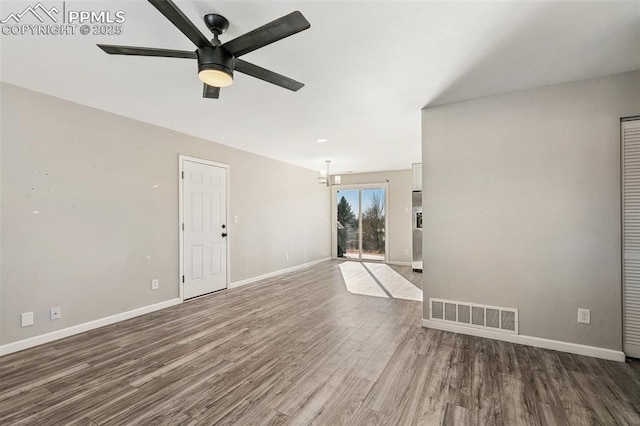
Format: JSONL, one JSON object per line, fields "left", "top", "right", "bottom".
{"left": 429, "top": 298, "right": 519, "bottom": 335}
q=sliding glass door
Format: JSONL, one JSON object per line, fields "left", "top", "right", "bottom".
{"left": 334, "top": 184, "right": 387, "bottom": 261}
{"left": 361, "top": 188, "right": 386, "bottom": 260}
{"left": 336, "top": 189, "right": 360, "bottom": 259}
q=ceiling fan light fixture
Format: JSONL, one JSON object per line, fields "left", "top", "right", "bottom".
{"left": 197, "top": 46, "right": 234, "bottom": 88}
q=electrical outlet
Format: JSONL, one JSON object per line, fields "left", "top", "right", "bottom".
{"left": 578, "top": 308, "right": 590, "bottom": 324}
{"left": 21, "top": 312, "right": 34, "bottom": 327}
{"left": 404, "top": 249, "right": 409, "bottom": 255}
{"left": 151, "top": 279, "right": 159, "bottom": 290}
{"left": 50, "top": 306, "right": 61, "bottom": 320}
{"left": 285, "top": 253, "right": 289, "bottom": 260}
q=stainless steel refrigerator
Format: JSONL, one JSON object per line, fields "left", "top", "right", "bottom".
{"left": 412, "top": 191, "right": 423, "bottom": 272}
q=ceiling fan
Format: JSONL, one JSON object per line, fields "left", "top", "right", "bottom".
{"left": 97, "top": 0, "right": 310, "bottom": 99}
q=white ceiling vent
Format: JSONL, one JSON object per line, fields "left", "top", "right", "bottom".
{"left": 430, "top": 298, "right": 518, "bottom": 335}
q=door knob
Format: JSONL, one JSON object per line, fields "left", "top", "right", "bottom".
{"left": 222, "top": 232, "right": 228, "bottom": 237}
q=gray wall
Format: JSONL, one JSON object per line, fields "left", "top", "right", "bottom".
{"left": 1, "top": 83, "right": 331, "bottom": 345}
{"left": 338, "top": 170, "right": 413, "bottom": 265}
{"left": 422, "top": 71, "right": 640, "bottom": 350}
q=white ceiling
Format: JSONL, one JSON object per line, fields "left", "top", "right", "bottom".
{"left": 1, "top": 1, "right": 639, "bottom": 174}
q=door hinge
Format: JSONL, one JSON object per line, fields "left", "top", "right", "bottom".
{"left": 182, "top": 223, "right": 184, "bottom": 231}
{"left": 181, "top": 171, "right": 184, "bottom": 179}
{"left": 182, "top": 275, "right": 185, "bottom": 283}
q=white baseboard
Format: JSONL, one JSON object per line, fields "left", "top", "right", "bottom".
{"left": 229, "top": 257, "right": 331, "bottom": 289}
{"left": 421, "top": 319, "right": 625, "bottom": 362}
{"left": 0, "top": 298, "right": 182, "bottom": 357}
{"left": 386, "top": 261, "right": 412, "bottom": 267}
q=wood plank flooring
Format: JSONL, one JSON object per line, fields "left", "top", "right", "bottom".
{"left": 1, "top": 260, "right": 639, "bottom": 425}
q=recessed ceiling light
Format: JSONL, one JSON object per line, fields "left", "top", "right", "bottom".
{"left": 316, "top": 138, "right": 328, "bottom": 143}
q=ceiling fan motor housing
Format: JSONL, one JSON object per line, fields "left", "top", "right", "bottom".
{"left": 197, "top": 46, "right": 235, "bottom": 78}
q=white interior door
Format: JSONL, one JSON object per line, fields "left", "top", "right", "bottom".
{"left": 182, "top": 159, "right": 227, "bottom": 299}
{"left": 623, "top": 119, "right": 640, "bottom": 358}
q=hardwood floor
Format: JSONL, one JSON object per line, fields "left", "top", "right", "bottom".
{"left": 1, "top": 260, "right": 639, "bottom": 425}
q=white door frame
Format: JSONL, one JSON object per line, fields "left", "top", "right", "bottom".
{"left": 178, "top": 155, "right": 230, "bottom": 301}
{"left": 331, "top": 182, "right": 389, "bottom": 262}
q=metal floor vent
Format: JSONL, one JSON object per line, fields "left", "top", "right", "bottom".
{"left": 429, "top": 298, "right": 518, "bottom": 335}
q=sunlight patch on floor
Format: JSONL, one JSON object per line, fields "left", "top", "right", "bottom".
{"left": 339, "top": 262, "right": 422, "bottom": 302}
{"left": 339, "top": 262, "right": 389, "bottom": 298}
{"left": 363, "top": 263, "right": 423, "bottom": 302}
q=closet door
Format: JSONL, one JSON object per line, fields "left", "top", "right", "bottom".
{"left": 623, "top": 119, "right": 640, "bottom": 358}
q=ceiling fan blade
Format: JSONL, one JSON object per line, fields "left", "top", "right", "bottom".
{"left": 203, "top": 84, "right": 220, "bottom": 99}
{"left": 222, "top": 11, "right": 310, "bottom": 58}
{"left": 97, "top": 44, "right": 196, "bottom": 59}
{"left": 235, "top": 59, "right": 304, "bottom": 92}
{"left": 148, "top": 0, "right": 212, "bottom": 49}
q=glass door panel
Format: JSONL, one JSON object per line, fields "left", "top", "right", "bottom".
{"left": 336, "top": 189, "right": 360, "bottom": 259}
{"left": 361, "top": 188, "right": 385, "bottom": 261}
{"left": 335, "top": 186, "right": 386, "bottom": 261}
